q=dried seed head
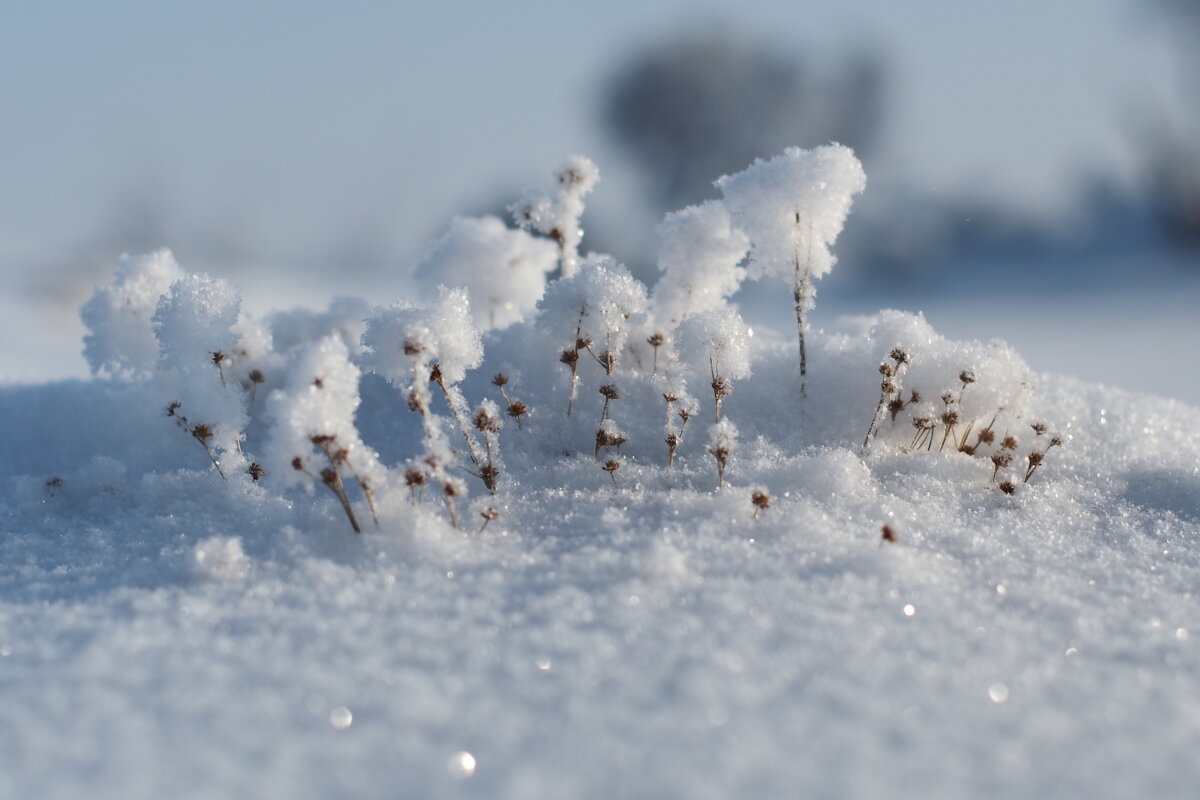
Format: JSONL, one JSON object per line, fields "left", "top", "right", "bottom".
{"left": 881, "top": 381, "right": 896, "bottom": 394}
{"left": 312, "top": 377, "right": 324, "bottom": 389}
{"left": 492, "top": 373, "right": 509, "bottom": 387}
{"left": 248, "top": 463, "right": 265, "bottom": 481}
{"left": 560, "top": 349, "right": 579, "bottom": 366}
{"left": 428, "top": 363, "right": 443, "bottom": 384}
{"left": 480, "top": 506, "right": 499, "bottom": 522}
{"left": 890, "top": 347, "right": 910, "bottom": 365}
{"left": 909, "top": 390, "right": 922, "bottom": 404}
{"left": 598, "top": 350, "right": 616, "bottom": 371}
{"left": 599, "top": 384, "right": 620, "bottom": 400}
{"left": 248, "top": 369, "right": 265, "bottom": 384}
{"left": 404, "top": 468, "right": 427, "bottom": 487}
{"left": 212, "top": 351, "right": 226, "bottom": 366}
{"left": 311, "top": 434, "right": 337, "bottom": 445}
{"left": 407, "top": 392, "right": 424, "bottom": 412}
{"left": 662, "top": 392, "right": 678, "bottom": 404}
{"left": 959, "top": 369, "right": 976, "bottom": 385}
{"left": 1027, "top": 451, "right": 1044, "bottom": 467}
{"left": 603, "top": 459, "right": 621, "bottom": 475}
{"left": 191, "top": 424, "right": 213, "bottom": 442}
{"left": 679, "top": 409, "right": 693, "bottom": 423}
{"left": 940, "top": 392, "right": 956, "bottom": 406}
{"left": 880, "top": 524, "right": 898, "bottom": 543}
{"left": 666, "top": 432, "right": 680, "bottom": 447}
{"left": 507, "top": 401, "right": 527, "bottom": 420}
{"left": 751, "top": 490, "right": 770, "bottom": 511}
{"left": 978, "top": 428, "right": 996, "bottom": 446}
{"left": 443, "top": 481, "right": 461, "bottom": 498}
{"left": 1001, "top": 435, "right": 1018, "bottom": 451}
{"left": 887, "top": 397, "right": 905, "bottom": 416}
{"left": 1031, "top": 422, "right": 1048, "bottom": 436}
{"left": 291, "top": 456, "right": 304, "bottom": 471}
{"left": 912, "top": 416, "right": 934, "bottom": 431}
{"left": 879, "top": 361, "right": 895, "bottom": 377}
{"left": 991, "top": 451, "right": 1013, "bottom": 469}
{"left": 166, "top": 401, "right": 182, "bottom": 417}
{"left": 647, "top": 332, "right": 666, "bottom": 347}
{"left": 403, "top": 338, "right": 424, "bottom": 356}
{"left": 1049, "top": 435, "right": 1063, "bottom": 448}
{"left": 320, "top": 468, "right": 338, "bottom": 486}
{"left": 576, "top": 337, "right": 592, "bottom": 351}
{"left": 998, "top": 480, "right": 1016, "bottom": 495}
{"left": 941, "top": 410, "right": 959, "bottom": 426}
{"left": 479, "top": 464, "right": 499, "bottom": 484}
{"left": 473, "top": 407, "right": 499, "bottom": 433}
{"left": 711, "top": 376, "right": 733, "bottom": 399}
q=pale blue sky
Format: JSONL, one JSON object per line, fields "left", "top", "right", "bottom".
{"left": 0, "top": 0, "right": 1181, "bottom": 276}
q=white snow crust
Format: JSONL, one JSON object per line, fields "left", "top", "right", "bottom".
{"left": 4, "top": 152, "right": 1200, "bottom": 800}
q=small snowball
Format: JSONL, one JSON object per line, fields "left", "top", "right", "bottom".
{"left": 652, "top": 200, "right": 749, "bottom": 326}
{"left": 362, "top": 287, "right": 483, "bottom": 387}
{"left": 677, "top": 308, "right": 753, "bottom": 381}
{"left": 81, "top": 249, "right": 184, "bottom": 378}
{"left": 414, "top": 216, "right": 558, "bottom": 331}
{"left": 192, "top": 536, "right": 252, "bottom": 580}
{"left": 716, "top": 144, "right": 866, "bottom": 282}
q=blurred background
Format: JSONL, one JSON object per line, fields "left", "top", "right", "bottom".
{"left": 2, "top": 0, "right": 1198, "bottom": 399}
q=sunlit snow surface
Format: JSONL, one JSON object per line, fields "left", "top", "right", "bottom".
{"left": 2, "top": 313, "right": 1199, "bottom": 799}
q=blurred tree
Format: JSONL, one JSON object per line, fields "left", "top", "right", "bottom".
{"left": 1146, "top": 0, "right": 1200, "bottom": 244}
{"left": 603, "top": 33, "right": 886, "bottom": 213}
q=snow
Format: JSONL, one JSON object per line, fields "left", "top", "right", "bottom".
{"left": 3, "top": 153, "right": 1200, "bottom": 799}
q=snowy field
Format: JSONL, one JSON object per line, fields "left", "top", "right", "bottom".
{"left": 3, "top": 150, "right": 1199, "bottom": 799}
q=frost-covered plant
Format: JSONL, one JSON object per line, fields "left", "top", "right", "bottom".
{"left": 413, "top": 216, "right": 558, "bottom": 331}
{"left": 1024, "top": 424, "right": 1063, "bottom": 483}
{"left": 537, "top": 256, "right": 647, "bottom": 413}
{"left": 651, "top": 200, "right": 749, "bottom": 328}
{"left": 81, "top": 249, "right": 184, "bottom": 379}
{"left": 154, "top": 273, "right": 249, "bottom": 479}
{"left": 863, "top": 347, "right": 910, "bottom": 452}
{"left": 707, "top": 419, "right": 737, "bottom": 490}
{"left": 751, "top": 489, "right": 770, "bottom": 519}
{"left": 678, "top": 308, "right": 751, "bottom": 423}
{"left": 361, "top": 288, "right": 495, "bottom": 493}
{"left": 662, "top": 390, "right": 697, "bottom": 469}
{"left": 491, "top": 373, "right": 528, "bottom": 430}
{"left": 511, "top": 155, "right": 600, "bottom": 279}
{"left": 716, "top": 144, "right": 866, "bottom": 395}
{"left": 262, "top": 335, "right": 384, "bottom": 533}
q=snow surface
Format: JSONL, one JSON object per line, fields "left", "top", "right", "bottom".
{"left": 3, "top": 302, "right": 1199, "bottom": 798}
{"left": 3, "top": 150, "right": 1199, "bottom": 798}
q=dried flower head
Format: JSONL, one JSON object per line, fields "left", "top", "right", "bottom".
{"left": 751, "top": 490, "right": 770, "bottom": 516}
{"left": 473, "top": 407, "right": 499, "bottom": 433}
{"left": 978, "top": 428, "right": 996, "bottom": 446}
{"left": 711, "top": 376, "right": 733, "bottom": 399}
{"left": 249, "top": 369, "right": 265, "bottom": 384}
{"left": 291, "top": 456, "right": 305, "bottom": 471}
{"left": 191, "top": 424, "right": 213, "bottom": 442}
{"left": 1049, "top": 435, "right": 1063, "bottom": 448}
{"left": 941, "top": 410, "right": 959, "bottom": 426}
{"left": 506, "top": 401, "right": 527, "bottom": 421}
{"left": 879, "top": 361, "right": 895, "bottom": 377}
{"left": 941, "top": 392, "right": 956, "bottom": 406}
{"left": 403, "top": 338, "right": 424, "bottom": 356}
{"left": 166, "top": 401, "right": 182, "bottom": 417}
{"left": 647, "top": 332, "right": 666, "bottom": 348}
{"left": 599, "top": 384, "right": 620, "bottom": 400}
{"left": 662, "top": 392, "right": 678, "bottom": 404}
{"left": 1001, "top": 435, "right": 1018, "bottom": 451}
{"left": 880, "top": 524, "right": 898, "bottom": 543}
{"left": 575, "top": 337, "right": 592, "bottom": 351}
{"left": 404, "top": 468, "right": 427, "bottom": 487}
{"left": 312, "top": 377, "right": 325, "bottom": 389}
{"left": 959, "top": 369, "right": 976, "bottom": 385}
{"left": 890, "top": 347, "right": 910, "bottom": 365}
{"left": 491, "top": 373, "right": 509, "bottom": 387}
{"left": 998, "top": 480, "right": 1016, "bottom": 495}
{"left": 560, "top": 349, "right": 579, "bottom": 366}
{"left": 912, "top": 417, "right": 934, "bottom": 431}
{"left": 602, "top": 459, "right": 621, "bottom": 483}
{"left": 212, "top": 351, "right": 226, "bottom": 367}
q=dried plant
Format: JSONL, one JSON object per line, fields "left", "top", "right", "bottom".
{"left": 751, "top": 489, "right": 770, "bottom": 519}
{"left": 863, "top": 347, "right": 910, "bottom": 450}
